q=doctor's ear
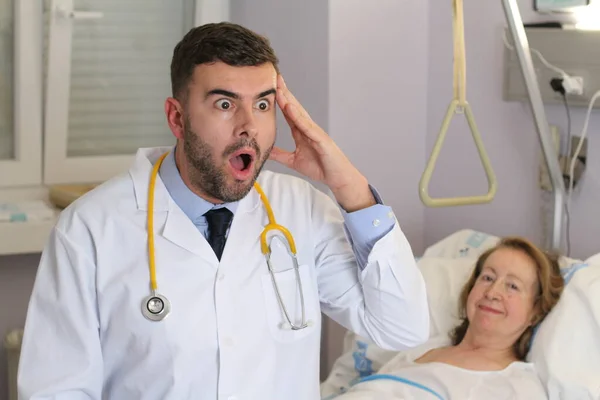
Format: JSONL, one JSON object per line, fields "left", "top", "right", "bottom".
{"left": 165, "top": 97, "right": 186, "bottom": 140}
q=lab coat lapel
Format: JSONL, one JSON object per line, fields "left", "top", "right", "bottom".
{"left": 129, "top": 147, "right": 214, "bottom": 262}
{"left": 162, "top": 206, "right": 215, "bottom": 261}
{"left": 219, "top": 187, "right": 263, "bottom": 266}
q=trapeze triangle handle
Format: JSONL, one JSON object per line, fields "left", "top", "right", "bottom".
{"left": 419, "top": 100, "right": 497, "bottom": 207}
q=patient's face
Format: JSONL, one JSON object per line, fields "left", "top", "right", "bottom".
{"left": 466, "top": 248, "right": 539, "bottom": 341}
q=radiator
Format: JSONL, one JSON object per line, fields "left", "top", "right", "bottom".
{"left": 4, "top": 329, "right": 22, "bottom": 400}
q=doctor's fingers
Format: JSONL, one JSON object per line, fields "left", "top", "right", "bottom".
{"left": 276, "top": 75, "right": 318, "bottom": 128}
{"left": 278, "top": 100, "right": 313, "bottom": 142}
{"left": 276, "top": 86, "right": 327, "bottom": 144}
{"left": 276, "top": 75, "right": 308, "bottom": 117}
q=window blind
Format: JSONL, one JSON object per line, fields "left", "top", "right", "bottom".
{"left": 0, "top": 0, "right": 14, "bottom": 160}
{"left": 47, "top": 0, "right": 195, "bottom": 158}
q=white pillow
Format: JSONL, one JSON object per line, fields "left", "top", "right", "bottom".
{"left": 418, "top": 257, "right": 475, "bottom": 337}
{"left": 422, "top": 229, "right": 499, "bottom": 259}
{"left": 586, "top": 252, "right": 600, "bottom": 266}
{"left": 528, "top": 260, "right": 600, "bottom": 400}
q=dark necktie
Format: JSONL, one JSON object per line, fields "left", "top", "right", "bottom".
{"left": 204, "top": 208, "right": 233, "bottom": 261}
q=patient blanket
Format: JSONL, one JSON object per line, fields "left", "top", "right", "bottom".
{"left": 329, "top": 336, "right": 547, "bottom": 400}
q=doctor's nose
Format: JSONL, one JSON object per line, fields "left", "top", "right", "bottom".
{"left": 234, "top": 107, "right": 258, "bottom": 138}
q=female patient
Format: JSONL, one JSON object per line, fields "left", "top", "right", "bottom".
{"left": 337, "top": 237, "right": 564, "bottom": 399}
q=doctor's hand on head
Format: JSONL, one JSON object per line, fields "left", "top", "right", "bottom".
{"left": 270, "top": 75, "right": 376, "bottom": 213}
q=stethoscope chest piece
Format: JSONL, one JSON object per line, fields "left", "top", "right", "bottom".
{"left": 142, "top": 292, "right": 171, "bottom": 321}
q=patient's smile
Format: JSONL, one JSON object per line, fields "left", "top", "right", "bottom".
{"left": 479, "top": 305, "right": 502, "bottom": 315}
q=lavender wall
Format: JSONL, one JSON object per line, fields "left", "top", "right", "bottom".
{"left": 327, "top": 0, "right": 429, "bottom": 375}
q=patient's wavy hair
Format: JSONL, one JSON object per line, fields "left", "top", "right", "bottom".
{"left": 450, "top": 237, "right": 564, "bottom": 360}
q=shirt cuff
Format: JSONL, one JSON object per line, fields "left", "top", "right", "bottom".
{"left": 340, "top": 185, "right": 396, "bottom": 269}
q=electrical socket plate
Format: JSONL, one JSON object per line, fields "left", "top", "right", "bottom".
{"left": 503, "top": 28, "right": 600, "bottom": 109}
{"left": 539, "top": 125, "right": 560, "bottom": 192}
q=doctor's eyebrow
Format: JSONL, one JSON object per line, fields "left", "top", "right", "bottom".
{"left": 205, "top": 88, "right": 276, "bottom": 100}
{"left": 256, "top": 88, "right": 276, "bottom": 98}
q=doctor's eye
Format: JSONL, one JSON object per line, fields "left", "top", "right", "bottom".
{"left": 215, "top": 99, "right": 233, "bottom": 111}
{"left": 255, "top": 99, "right": 270, "bottom": 111}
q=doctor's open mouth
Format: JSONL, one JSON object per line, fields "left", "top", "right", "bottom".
{"left": 227, "top": 148, "right": 257, "bottom": 180}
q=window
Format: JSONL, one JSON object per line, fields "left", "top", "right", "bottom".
{"left": 0, "top": 0, "right": 230, "bottom": 188}
{"left": 0, "top": 0, "right": 43, "bottom": 187}
{"left": 43, "top": 0, "right": 198, "bottom": 184}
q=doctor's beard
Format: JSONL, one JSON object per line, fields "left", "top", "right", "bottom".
{"left": 182, "top": 122, "right": 273, "bottom": 203}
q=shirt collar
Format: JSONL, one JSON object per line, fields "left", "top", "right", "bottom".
{"left": 158, "top": 147, "right": 239, "bottom": 223}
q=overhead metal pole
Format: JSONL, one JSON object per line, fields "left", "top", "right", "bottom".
{"left": 501, "top": 0, "right": 565, "bottom": 252}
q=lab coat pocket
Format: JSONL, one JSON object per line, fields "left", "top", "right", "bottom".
{"left": 261, "top": 264, "right": 320, "bottom": 343}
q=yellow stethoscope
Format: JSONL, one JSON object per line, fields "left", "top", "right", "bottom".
{"left": 142, "top": 152, "right": 310, "bottom": 330}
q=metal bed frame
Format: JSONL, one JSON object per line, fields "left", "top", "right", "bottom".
{"left": 502, "top": 0, "right": 565, "bottom": 251}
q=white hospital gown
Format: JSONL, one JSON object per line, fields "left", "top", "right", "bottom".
{"left": 335, "top": 336, "right": 548, "bottom": 400}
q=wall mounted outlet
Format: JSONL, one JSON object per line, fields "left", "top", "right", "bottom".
{"left": 503, "top": 28, "right": 600, "bottom": 109}
{"left": 562, "top": 75, "right": 584, "bottom": 96}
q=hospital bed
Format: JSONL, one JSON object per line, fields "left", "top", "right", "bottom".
{"left": 320, "top": 229, "right": 600, "bottom": 400}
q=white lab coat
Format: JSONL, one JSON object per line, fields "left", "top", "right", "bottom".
{"left": 18, "top": 147, "right": 429, "bottom": 400}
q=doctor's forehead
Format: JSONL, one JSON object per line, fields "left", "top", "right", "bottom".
{"left": 189, "top": 61, "right": 277, "bottom": 99}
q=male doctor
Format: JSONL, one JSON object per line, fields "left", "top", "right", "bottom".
{"left": 19, "top": 22, "right": 429, "bottom": 399}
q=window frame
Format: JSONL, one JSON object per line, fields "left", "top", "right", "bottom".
{"left": 42, "top": 0, "right": 230, "bottom": 185}
{"left": 0, "top": 0, "right": 43, "bottom": 187}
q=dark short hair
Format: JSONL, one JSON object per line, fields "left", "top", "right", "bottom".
{"left": 450, "top": 237, "right": 564, "bottom": 360}
{"left": 170, "top": 22, "right": 279, "bottom": 102}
